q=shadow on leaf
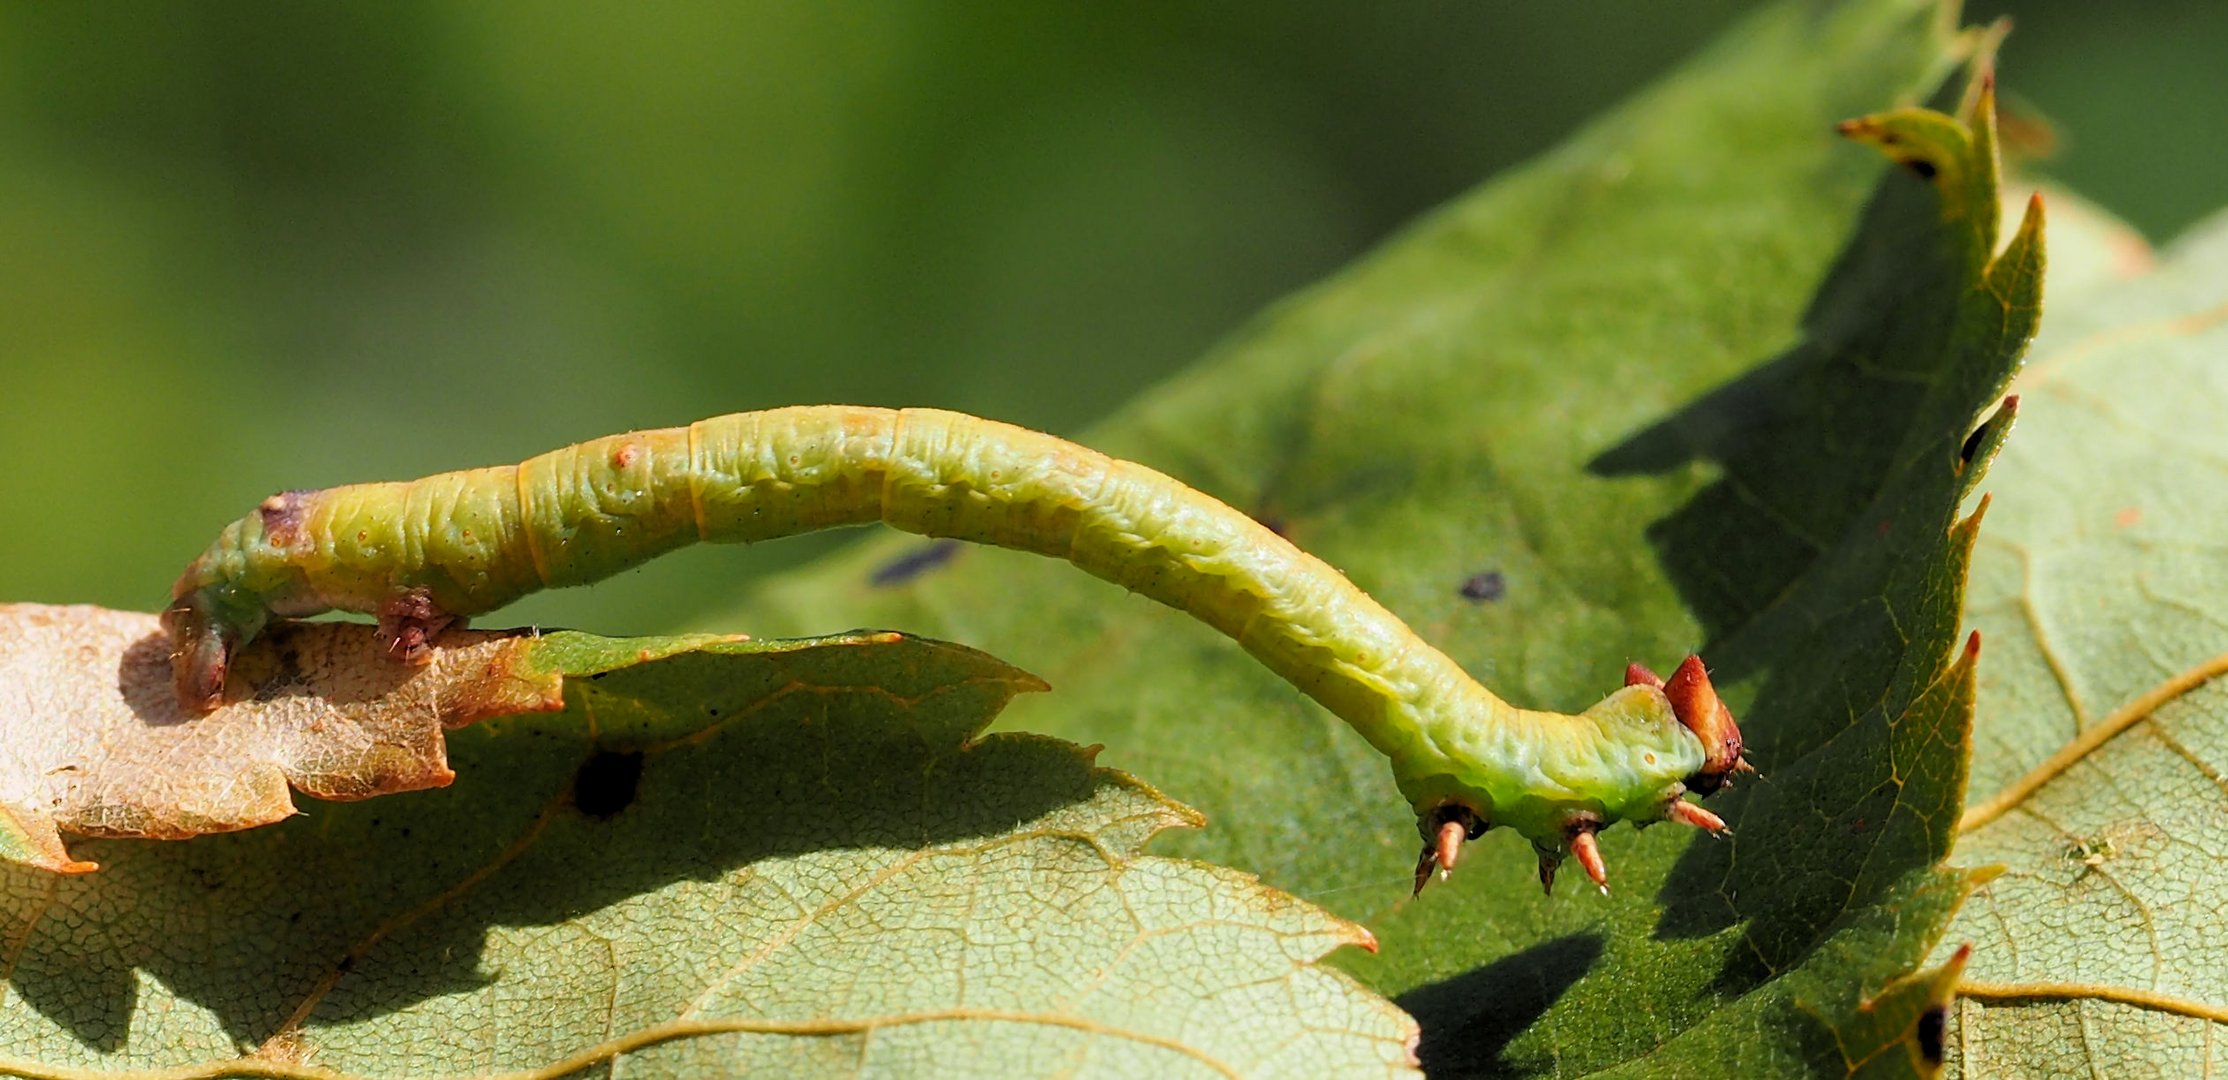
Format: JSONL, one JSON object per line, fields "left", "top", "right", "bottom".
{"left": 2, "top": 639, "right": 1118, "bottom": 1050}
{"left": 1597, "top": 87, "right": 2033, "bottom": 995}
{"left": 1396, "top": 933, "right": 1603, "bottom": 1078}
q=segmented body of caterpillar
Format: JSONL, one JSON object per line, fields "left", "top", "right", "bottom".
{"left": 166, "top": 406, "right": 1745, "bottom": 892}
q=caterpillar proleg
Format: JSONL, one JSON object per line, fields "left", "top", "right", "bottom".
{"left": 166, "top": 406, "right": 1747, "bottom": 893}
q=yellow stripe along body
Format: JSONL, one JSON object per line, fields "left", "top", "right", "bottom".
{"left": 172, "top": 406, "right": 1707, "bottom": 853}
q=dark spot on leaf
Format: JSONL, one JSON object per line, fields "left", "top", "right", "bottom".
{"left": 1459, "top": 571, "right": 1506, "bottom": 603}
{"left": 870, "top": 540, "right": 963, "bottom": 587}
{"left": 1959, "top": 420, "right": 1988, "bottom": 464}
{"left": 1916, "top": 1004, "right": 1946, "bottom": 1065}
{"left": 572, "top": 750, "right": 644, "bottom": 819}
{"left": 1903, "top": 157, "right": 1938, "bottom": 180}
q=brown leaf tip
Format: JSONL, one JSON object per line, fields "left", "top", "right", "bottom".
{"left": 1354, "top": 926, "right": 1381, "bottom": 955}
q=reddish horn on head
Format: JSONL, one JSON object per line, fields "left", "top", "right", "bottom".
{"left": 1663, "top": 655, "right": 1746, "bottom": 794}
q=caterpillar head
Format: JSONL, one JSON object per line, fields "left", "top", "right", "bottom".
{"left": 1411, "top": 655, "right": 1748, "bottom": 897}
{"left": 1641, "top": 655, "right": 1749, "bottom": 796}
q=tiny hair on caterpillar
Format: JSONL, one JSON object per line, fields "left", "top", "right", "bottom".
{"left": 166, "top": 406, "right": 1749, "bottom": 894}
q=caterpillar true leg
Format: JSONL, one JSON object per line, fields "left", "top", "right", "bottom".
{"left": 165, "top": 406, "right": 1750, "bottom": 893}
{"left": 1665, "top": 799, "right": 1728, "bottom": 833}
{"left": 1412, "top": 804, "right": 1487, "bottom": 896}
{"left": 1567, "top": 822, "right": 1608, "bottom": 895}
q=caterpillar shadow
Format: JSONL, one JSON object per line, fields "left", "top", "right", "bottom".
{"left": 1396, "top": 933, "right": 1604, "bottom": 1078}
{"left": 3, "top": 643, "right": 1112, "bottom": 1054}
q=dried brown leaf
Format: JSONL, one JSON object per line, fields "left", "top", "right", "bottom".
{"left": 0, "top": 603, "right": 560, "bottom": 872}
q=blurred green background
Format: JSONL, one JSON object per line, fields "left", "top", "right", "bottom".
{"left": 3, "top": 1, "right": 2220, "bottom": 635}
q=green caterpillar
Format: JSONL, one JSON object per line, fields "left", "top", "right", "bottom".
{"left": 166, "top": 406, "right": 1746, "bottom": 893}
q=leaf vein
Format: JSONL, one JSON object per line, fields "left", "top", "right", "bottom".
{"left": 1959, "top": 979, "right": 2228, "bottom": 1027}
{"left": 1961, "top": 649, "right": 2228, "bottom": 832}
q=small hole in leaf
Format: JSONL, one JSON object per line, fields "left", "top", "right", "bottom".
{"left": 572, "top": 750, "right": 645, "bottom": 820}
{"left": 1959, "top": 421, "right": 1989, "bottom": 464}
{"left": 1916, "top": 1005, "right": 1946, "bottom": 1065}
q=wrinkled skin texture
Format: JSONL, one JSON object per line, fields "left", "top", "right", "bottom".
{"left": 167, "top": 406, "right": 1746, "bottom": 888}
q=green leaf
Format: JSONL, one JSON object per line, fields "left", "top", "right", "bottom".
{"left": 1937, "top": 210, "right": 2228, "bottom": 1073}
{"left": 0, "top": 628, "right": 1416, "bottom": 1076}
{"left": 729, "top": 0, "right": 2039, "bottom": 1073}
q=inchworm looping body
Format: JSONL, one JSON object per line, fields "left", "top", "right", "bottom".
{"left": 167, "top": 406, "right": 1747, "bottom": 893}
